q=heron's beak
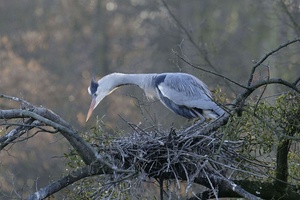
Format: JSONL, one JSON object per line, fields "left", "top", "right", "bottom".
{"left": 86, "top": 97, "right": 96, "bottom": 122}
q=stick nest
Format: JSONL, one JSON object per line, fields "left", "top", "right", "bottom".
{"left": 96, "top": 124, "right": 256, "bottom": 195}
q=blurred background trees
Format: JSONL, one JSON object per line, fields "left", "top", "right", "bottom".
{"left": 0, "top": 0, "right": 299, "bottom": 198}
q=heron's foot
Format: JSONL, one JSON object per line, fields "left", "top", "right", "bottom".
{"left": 185, "top": 118, "right": 206, "bottom": 132}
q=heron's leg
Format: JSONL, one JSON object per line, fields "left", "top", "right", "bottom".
{"left": 195, "top": 114, "right": 205, "bottom": 124}
{"left": 215, "top": 112, "right": 225, "bottom": 121}
{"left": 185, "top": 115, "right": 205, "bottom": 132}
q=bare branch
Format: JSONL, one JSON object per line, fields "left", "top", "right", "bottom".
{"left": 0, "top": 118, "right": 35, "bottom": 150}
{"left": 160, "top": 0, "right": 219, "bottom": 73}
{"left": 27, "top": 164, "right": 103, "bottom": 200}
{"left": 233, "top": 78, "right": 300, "bottom": 113}
{"left": 247, "top": 38, "right": 300, "bottom": 86}
{"left": 0, "top": 103, "right": 99, "bottom": 165}
{"left": 0, "top": 94, "right": 34, "bottom": 108}
{"left": 294, "top": 76, "right": 300, "bottom": 85}
{"left": 172, "top": 50, "right": 248, "bottom": 89}
{"left": 161, "top": 0, "right": 239, "bottom": 94}
{"left": 279, "top": 0, "right": 300, "bottom": 36}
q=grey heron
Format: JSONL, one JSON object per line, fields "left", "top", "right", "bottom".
{"left": 86, "top": 73, "right": 225, "bottom": 122}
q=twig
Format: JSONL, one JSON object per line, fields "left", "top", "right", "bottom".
{"left": 0, "top": 118, "right": 35, "bottom": 150}
{"left": 293, "top": 76, "right": 300, "bottom": 85}
{"left": 203, "top": 169, "right": 219, "bottom": 200}
{"left": 254, "top": 65, "right": 270, "bottom": 114}
{"left": 172, "top": 50, "right": 248, "bottom": 89}
{"left": 247, "top": 38, "right": 300, "bottom": 86}
{"left": 0, "top": 94, "right": 33, "bottom": 108}
{"left": 279, "top": 0, "right": 300, "bottom": 36}
{"left": 160, "top": 0, "right": 219, "bottom": 73}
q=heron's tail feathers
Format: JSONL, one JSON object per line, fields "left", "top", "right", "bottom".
{"left": 203, "top": 105, "right": 225, "bottom": 120}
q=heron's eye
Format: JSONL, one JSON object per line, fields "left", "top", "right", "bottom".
{"left": 93, "top": 93, "right": 97, "bottom": 98}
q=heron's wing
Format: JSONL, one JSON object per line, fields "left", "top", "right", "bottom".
{"left": 155, "top": 73, "right": 216, "bottom": 110}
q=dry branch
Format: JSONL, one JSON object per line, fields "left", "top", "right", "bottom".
{"left": 247, "top": 38, "right": 300, "bottom": 86}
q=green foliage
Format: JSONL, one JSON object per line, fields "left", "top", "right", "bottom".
{"left": 274, "top": 92, "right": 300, "bottom": 137}
{"left": 223, "top": 92, "right": 300, "bottom": 183}
{"left": 288, "top": 149, "right": 300, "bottom": 184}
{"left": 275, "top": 92, "right": 300, "bottom": 185}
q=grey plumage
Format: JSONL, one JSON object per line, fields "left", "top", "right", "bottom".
{"left": 86, "top": 72, "right": 225, "bottom": 122}
{"left": 154, "top": 73, "right": 224, "bottom": 122}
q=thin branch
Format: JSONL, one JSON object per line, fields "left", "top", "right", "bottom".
{"left": 203, "top": 169, "right": 219, "bottom": 200}
{"left": 0, "top": 118, "right": 35, "bottom": 150}
{"left": 233, "top": 78, "right": 300, "bottom": 112}
{"left": 27, "top": 164, "right": 102, "bottom": 200}
{"left": 0, "top": 94, "right": 33, "bottom": 108}
{"left": 254, "top": 65, "right": 270, "bottom": 114}
{"left": 247, "top": 38, "right": 300, "bottom": 86}
{"left": 279, "top": 0, "right": 300, "bottom": 36}
{"left": 161, "top": 0, "right": 240, "bottom": 94}
{"left": 294, "top": 76, "right": 300, "bottom": 85}
{"left": 160, "top": 0, "right": 219, "bottom": 73}
{"left": 172, "top": 50, "right": 248, "bottom": 89}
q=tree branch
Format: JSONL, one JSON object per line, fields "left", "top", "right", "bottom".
{"left": 232, "top": 78, "right": 300, "bottom": 116}
{"left": 193, "top": 175, "right": 261, "bottom": 200}
{"left": 0, "top": 118, "right": 35, "bottom": 150}
{"left": 172, "top": 50, "right": 248, "bottom": 89}
{"left": 190, "top": 179, "right": 300, "bottom": 200}
{"left": 0, "top": 92, "right": 99, "bottom": 165}
{"left": 161, "top": 0, "right": 219, "bottom": 73}
{"left": 27, "top": 164, "right": 102, "bottom": 200}
{"left": 247, "top": 38, "right": 300, "bottom": 86}
{"left": 279, "top": 0, "right": 300, "bottom": 36}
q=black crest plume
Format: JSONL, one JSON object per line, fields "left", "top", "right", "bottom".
{"left": 90, "top": 79, "right": 99, "bottom": 95}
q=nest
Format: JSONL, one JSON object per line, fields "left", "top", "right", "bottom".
{"left": 92, "top": 123, "right": 257, "bottom": 199}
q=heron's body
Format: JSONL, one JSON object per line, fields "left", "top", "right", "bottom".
{"left": 86, "top": 72, "right": 225, "bottom": 122}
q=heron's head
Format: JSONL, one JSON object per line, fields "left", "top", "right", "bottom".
{"left": 86, "top": 77, "right": 113, "bottom": 122}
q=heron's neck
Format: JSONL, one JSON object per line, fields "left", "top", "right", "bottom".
{"left": 110, "top": 73, "right": 156, "bottom": 89}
